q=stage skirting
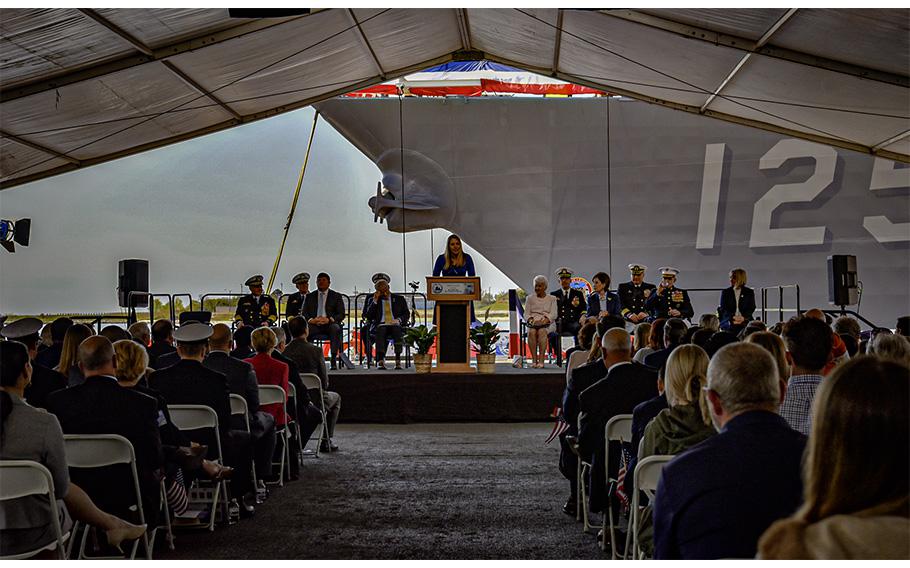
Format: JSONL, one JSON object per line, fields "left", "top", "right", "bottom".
{"left": 331, "top": 364, "right": 565, "bottom": 423}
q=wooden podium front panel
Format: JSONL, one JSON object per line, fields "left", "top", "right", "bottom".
{"left": 437, "top": 303, "right": 468, "bottom": 364}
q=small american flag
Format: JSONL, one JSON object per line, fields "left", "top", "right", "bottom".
{"left": 614, "top": 445, "right": 631, "bottom": 513}
{"left": 545, "top": 406, "right": 570, "bottom": 445}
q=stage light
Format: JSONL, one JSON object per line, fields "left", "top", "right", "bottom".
{"left": 0, "top": 218, "right": 30, "bottom": 253}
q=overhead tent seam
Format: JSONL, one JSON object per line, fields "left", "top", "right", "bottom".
{"left": 1, "top": 9, "right": 393, "bottom": 182}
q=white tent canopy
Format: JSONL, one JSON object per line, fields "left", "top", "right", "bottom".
{"left": 1, "top": 7, "right": 908, "bottom": 188}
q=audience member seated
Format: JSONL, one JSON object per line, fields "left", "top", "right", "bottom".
{"left": 0, "top": 341, "right": 146, "bottom": 558}
{"left": 55, "top": 323, "right": 93, "bottom": 387}
{"left": 565, "top": 322, "right": 596, "bottom": 379}
{"left": 759, "top": 357, "right": 910, "bottom": 559}
{"left": 245, "top": 327, "right": 289, "bottom": 481}
{"left": 631, "top": 322, "right": 652, "bottom": 359}
{"left": 100, "top": 325, "right": 131, "bottom": 343}
{"left": 633, "top": 318, "right": 665, "bottom": 364}
{"left": 738, "top": 319, "right": 767, "bottom": 340}
{"left": 780, "top": 316, "right": 833, "bottom": 435}
{"left": 128, "top": 321, "right": 151, "bottom": 349}
{"left": 148, "top": 319, "right": 177, "bottom": 370}
{"left": 149, "top": 323, "right": 256, "bottom": 515}
{"left": 644, "top": 318, "right": 687, "bottom": 371}
{"left": 361, "top": 272, "right": 410, "bottom": 370}
{"left": 46, "top": 336, "right": 165, "bottom": 520}
{"left": 626, "top": 367, "right": 668, "bottom": 497}
{"left": 898, "top": 316, "right": 910, "bottom": 337}
{"left": 302, "top": 272, "right": 346, "bottom": 370}
{"left": 832, "top": 316, "right": 861, "bottom": 357}
{"left": 524, "top": 275, "right": 558, "bottom": 369}
{"left": 283, "top": 317, "right": 341, "bottom": 453}
{"left": 703, "top": 330, "right": 739, "bottom": 358}
{"left": 273, "top": 327, "right": 321, "bottom": 475}
{"left": 746, "top": 331, "right": 791, "bottom": 394}
{"left": 35, "top": 317, "right": 72, "bottom": 370}
{"left": 682, "top": 324, "right": 701, "bottom": 345}
{"left": 867, "top": 333, "right": 910, "bottom": 367}
{"left": 204, "top": 323, "right": 277, "bottom": 482}
{"left": 690, "top": 328, "right": 713, "bottom": 351}
{"left": 578, "top": 328, "right": 658, "bottom": 515}
{"left": 636, "top": 345, "right": 715, "bottom": 556}
{"left": 653, "top": 343, "right": 805, "bottom": 559}
{"left": 717, "top": 268, "right": 755, "bottom": 334}
{"left": 0, "top": 318, "right": 67, "bottom": 410}
{"left": 230, "top": 326, "right": 255, "bottom": 360}
{"left": 804, "top": 309, "right": 847, "bottom": 374}
{"left": 112, "top": 339, "right": 231, "bottom": 516}
{"left": 699, "top": 314, "right": 720, "bottom": 333}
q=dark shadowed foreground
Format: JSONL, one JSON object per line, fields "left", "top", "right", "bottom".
{"left": 160, "top": 423, "right": 604, "bottom": 559}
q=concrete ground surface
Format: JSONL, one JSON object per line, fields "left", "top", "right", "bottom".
{"left": 159, "top": 423, "right": 606, "bottom": 559}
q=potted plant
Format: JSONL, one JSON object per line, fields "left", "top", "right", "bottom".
{"left": 470, "top": 321, "right": 501, "bottom": 374}
{"left": 405, "top": 325, "right": 437, "bottom": 373}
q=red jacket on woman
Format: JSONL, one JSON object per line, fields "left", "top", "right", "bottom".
{"left": 245, "top": 352, "right": 289, "bottom": 426}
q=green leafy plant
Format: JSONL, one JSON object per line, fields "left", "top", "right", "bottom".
{"left": 404, "top": 325, "right": 438, "bottom": 355}
{"left": 470, "top": 321, "right": 502, "bottom": 355}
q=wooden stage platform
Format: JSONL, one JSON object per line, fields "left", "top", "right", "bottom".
{"left": 330, "top": 363, "right": 566, "bottom": 423}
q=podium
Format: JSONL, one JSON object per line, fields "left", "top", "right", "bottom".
{"left": 427, "top": 276, "right": 480, "bottom": 373}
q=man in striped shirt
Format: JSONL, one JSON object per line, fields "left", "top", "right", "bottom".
{"left": 780, "top": 316, "right": 833, "bottom": 435}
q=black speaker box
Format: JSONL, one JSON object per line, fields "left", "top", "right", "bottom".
{"left": 118, "top": 259, "right": 149, "bottom": 308}
{"left": 827, "top": 255, "right": 858, "bottom": 306}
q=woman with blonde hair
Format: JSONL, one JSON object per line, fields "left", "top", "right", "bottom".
{"left": 759, "top": 356, "right": 909, "bottom": 559}
{"left": 718, "top": 267, "right": 755, "bottom": 334}
{"left": 746, "top": 331, "right": 790, "bottom": 385}
{"left": 632, "top": 322, "right": 652, "bottom": 356}
{"left": 432, "top": 233, "right": 476, "bottom": 277}
{"left": 640, "top": 344, "right": 715, "bottom": 459}
{"left": 55, "top": 323, "right": 93, "bottom": 387}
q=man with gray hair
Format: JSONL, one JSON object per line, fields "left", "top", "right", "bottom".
{"left": 128, "top": 321, "right": 151, "bottom": 348}
{"left": 653, "top": 343, "right": 806, "bottom": 559}
{"left": 578, "top": 327, "right": 657, "bottom": 516}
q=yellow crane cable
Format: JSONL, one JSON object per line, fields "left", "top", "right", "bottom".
{"left": 267, "top": 110, "right": 320, "bottom": 294}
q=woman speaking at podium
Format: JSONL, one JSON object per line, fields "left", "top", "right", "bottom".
{"left": 433, "top": 234, "right": 476, "bottom": 277}
{"left": 432, "top": 233, "right": 477, "bottom": 324}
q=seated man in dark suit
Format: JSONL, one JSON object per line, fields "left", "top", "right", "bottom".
{"left": 273, "top": 326, "right": 322, "bottom": 477}
{"left": 653, "top": 343, "right": 806, "bottom": 559}
{"left": 35, "top": 317, "right": 72, "bottom": 369}
{"left": 644, "top": 318, "right": 688, "bottom": 371}
{"left": 230, "top": 326, "right": 255, "bottom": 360}
{"left": 1, "top": 317, "right": 67, "bottom": 409}
{"left": 578, "top": 328, "right": 658, "bottom": 515}
{"left": 148, "top": 319, "right": 177, "bottom": 370}
{"left": 283, "top": 317, "right": 341, "bottom": 453}
{"left": 204, "top": 323, "right": 277, "bottom": 482}
{"left": 302, "top": 272, "right": 346, "bottom": 370}
{"left": 361, "top": 272, "right": 410, "bottom": 369}
{"left": 150, "top": 323, "right": 256, "bottom": 514}
{"left": 46, "top": 336, "right": 164, "bottom": 518}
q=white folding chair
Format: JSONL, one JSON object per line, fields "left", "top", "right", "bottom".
{"left": 576, "top": 413, "right": 594, "bottom": 533}
{"left": 0, "top": 460, "right": 69, "bottom": 559}
{"left": 603, "top": 414, "right": 634, "bottom": 558}
{"left": 286, "top": 382, "right": 305, "bottom": 463}
{"left": 167, "top": 405, "right": 227, "bottom": 531}
{"left": 63, "top": 434, "right": 151, "bottom": 559}
{"left": 630, "top": 455, "right": 674, "bottom": 560}
{"left": 565, "top": 350, "right": 588, "bottom": 385}
{"left": 229, "top": 394, "right": 260, "bottom": 494}
{"left": 258, "top": 385, "right": 290, "bottom": 486}
{"left": 299, "top": 373, "right": 328, "bottom": 456}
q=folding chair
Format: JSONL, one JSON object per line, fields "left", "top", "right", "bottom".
{"left": 229, "top": 394, "right": 259, "bottom": 493}
{"left": 167, "top": 405, "right": 227, "bottom": 531}
{"left": 629, "top": 455, "right": 674, "bottom": 560}
{"left": 299, "top": 373, "right": 328, "bottom": 456}
{"left": 286, "top": 382, "right": 305, "bottom": 462}
{"left": 576, "top": 413, "right": 595, "bottom": 534}
{"left": 62, "top": 434, "right": 151, "bottom": 559}
{"left": 602, "top": 414, "right": 634, "bottom": 558}
{"left": 258, "top": 385, "right": 290, "bottom": 486}
{"left": 0, "top": 460, "right": 69, "bottom": 559}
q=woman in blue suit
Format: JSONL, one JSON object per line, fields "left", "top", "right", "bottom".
{"left": 585, "top": 272, "right": 622, "bottom": 325}
{"left": 718, "top": 268, "right": 756, "bottom": 334}
{"left": 432, "top": 234, "right": 477, "bottom": 323}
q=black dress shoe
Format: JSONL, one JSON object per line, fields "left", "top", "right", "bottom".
{"left": 563, "top": 497, "right": 577, "bottom": 516}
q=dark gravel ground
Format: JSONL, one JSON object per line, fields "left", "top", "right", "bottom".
{"left": 158, "top": 422, "right": 606, "bottom": 559}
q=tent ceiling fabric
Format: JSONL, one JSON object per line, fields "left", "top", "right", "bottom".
{"left": 1, "top": 7, "right": 907, "bottom": 188}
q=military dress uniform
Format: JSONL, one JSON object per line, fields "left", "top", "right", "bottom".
{"left": 618, "top": 264, "right": 657, "bottom": 323}
{"left": 549, "top": 268, "right": 586, "bottom": 356}
{"left": 284, "top": 272, "right": 310, "bottom": 319}
{"left": 235, "top": 275, "right": 278, "bottom": 327}
{"left": 645, "top": 267, "right": 695, "bottom": 321}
